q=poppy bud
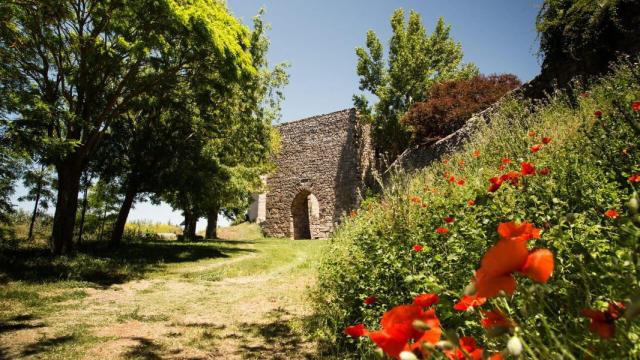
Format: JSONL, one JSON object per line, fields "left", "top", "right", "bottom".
{"left": 625, "top": 295, "right": 640, "bottom": 321}
{"left": 436, "top": 340, "right": 455, "bottom": 350}
{"left": 464, "top": 282, "right": 476, "bottom": 296}
{"left": 507, "top": 336, "right": 523, "bottom": 356}
{"left": 412, "top": 319, "right": 432, "bottom": 331}
{"left": 629, "top": 192, "right": 639, "bottom": 215}
{"left": 374, "top": 348, "right": 385, "bottom": 359}
{"left": 422, "top": 342, "right": 436, "bottom": 352}
{"left": 399, "top": 351, "right": 419, "bottom": 360}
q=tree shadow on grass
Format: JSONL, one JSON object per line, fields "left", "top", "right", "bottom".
{"left": 0, "top": 314, "right": 44, "bottom": 334}
{"left": 21, "top": 334, "right": 76, "bottom": 357}
{"left": 233, "top": 308, "right": 316, "bottom": 360}
{"left": 0, "top": 240, "right": 254, "bottom": 286}
{"left": 122, "top": 337, "right": 164, "bottom": 360}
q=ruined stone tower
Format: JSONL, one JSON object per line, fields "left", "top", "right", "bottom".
{"left": 249, "top": 108, "right": 373, "bottom": 239}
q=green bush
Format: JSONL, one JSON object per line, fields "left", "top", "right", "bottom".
{"left": 312, "top": 60, "right": 640, "bottom": 358}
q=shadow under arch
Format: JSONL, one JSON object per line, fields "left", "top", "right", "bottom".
{"left": 290, "top": 190, "right": 320, "bottom": 239}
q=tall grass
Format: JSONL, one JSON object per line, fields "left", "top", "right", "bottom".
{"left": 312, "top": 59, "right": 640, "bottom": 358}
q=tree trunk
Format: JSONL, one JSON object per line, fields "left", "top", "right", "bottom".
{"left": 51, "top": 161, "right": 83, "bottom": 255}
{"left": 77, "top": 186, "right": 89, "bottom": 246}
{"left": 205, "top": 205, "right": 219, "bottom": 239}
{"left": 183, "top": 212, "right": 197, "bottom": 241}
{"left": 110, "top": 183, "right": 137, "bottom": 247}
{"left": 27, "top": 189, "right": 41, "bottom": 241}
{"left": 98, "top": 207, "right": 107, "bottom": 242}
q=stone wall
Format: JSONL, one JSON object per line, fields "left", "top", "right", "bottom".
{"left": 260, "top": 108, "right": 372, "bottom": 239}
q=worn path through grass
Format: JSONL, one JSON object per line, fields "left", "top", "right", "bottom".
{"left": 0, "top": 224, "right": 327, "bottom": 359}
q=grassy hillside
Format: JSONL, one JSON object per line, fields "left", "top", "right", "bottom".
{"left": 312, "top": 60, "right": 640, "bottom": 358}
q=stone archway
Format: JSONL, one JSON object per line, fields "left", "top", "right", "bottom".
{"left": 291, "top": 190, "right": 320, "bottom": 239}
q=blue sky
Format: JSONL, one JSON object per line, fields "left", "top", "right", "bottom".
{"left": 13, "top": 0, "right": 544, "bottom": 230}
{"left": 229, "top": 0, "right": 543, "bottom": 122}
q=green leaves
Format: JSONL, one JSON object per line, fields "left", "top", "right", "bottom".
{"left": 354, "top": 8, "right": 477, "bottom": 160}
{"left": 316, "top": 59, "right": 640, "bottom": 358}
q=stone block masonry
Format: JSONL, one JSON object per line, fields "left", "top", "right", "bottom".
{"left": 257, "top": 108, "right": 373, "bottom": 239}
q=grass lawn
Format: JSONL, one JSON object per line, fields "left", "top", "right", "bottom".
{"left": 0, "top": 223, "right": 328, "bottom": 359}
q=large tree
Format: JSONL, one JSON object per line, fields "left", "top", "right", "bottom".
{"left": 0, "top": 0, "right": 255, "bottom": 254}
{"left": 354, "top": 9, "right": 478, "bottom": 163}
{"left": 201, "top": 11, "right": 286, "bottom": 239}
{"left": 160, "top": 11, "right": 285, "bottom": 241}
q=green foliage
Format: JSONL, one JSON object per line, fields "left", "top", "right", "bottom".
{"left": 19, "top": 164, "right": 55, "bottom": 213}
{"left": 313, "top": 60, "right": 640, "bottom": 357}
{"left": 0, "top": 0, "right": 258, "bottom": 253}
{"left": 534, "top": 0, "right": 640, "bottom": 91}
{"left": 354, "top": 9, "right": 478, "bottom": 161}
{"left": 161, "top": 9, "right": 288, "bottom": 237}
{"left": 0, "top": 123, "right": 23, "bottom": 224}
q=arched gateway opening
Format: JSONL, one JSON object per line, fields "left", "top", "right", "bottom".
{"left": 291, "top": 190, "right": 320, "bottom": 239}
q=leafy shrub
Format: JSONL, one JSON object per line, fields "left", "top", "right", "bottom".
{"left": 531, "top": 0, "right": 640, "bottom": 95}
{"left": 402, "top": 74, "right": 521, "bottom": 144}
{"left": 312, "top": 59, "right": 640, "bottom": 358}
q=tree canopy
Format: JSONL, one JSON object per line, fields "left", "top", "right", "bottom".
{"left": 354, "top": 9, "right": 478, "bottom": 162}
{"left": 0, "top": 0, "right": 271, "bottom": 253}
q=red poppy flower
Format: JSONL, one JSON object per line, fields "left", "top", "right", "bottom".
{"left": 538, "top": 167, "right": 550, "bottom": 176}
{"left": 594, "top": 110, "right": 603, "bottom": 118}
{"left": 604, "top": 209, "right": 619, "bottom": 218}
{"left": 345, "top": 323, "right": 368, "bottom": 337}
{"left": 521, "top": 249, "right": 555, "bottom": 283}
{"left": 497, "top": 221, "right": 541, "bottom": 242}
{"left": 410, "top": 196, "right": 421, "bottom": 204}
{"left": 632, "top": 101, "right": 640, "bottom": 111}
{"left": 582, "top": 302, "right": 626, "bottom": 339}
{"left": 444, "top": 217, "right": 456, "bottom": 223}
{"left": 458, "top": 160, "right": 465, "bottom": 167}
{"left": 453, "top": 294, "right": 486, "bottom": 311}
{"left": 481, "top": 309, "right": 514, "bottom": 329}
{"left": 468, "top": 200, "right": 476, "bottom": 206}
{"left": 579, "top": 92, "right": 589, "bottom": 98}
{"left": 436, "top": 227, "right": 449, "bottom": 234}
{"left": 489, "top": 354, "right": 505, "bottom": 360}
{"left": 488, "top": 176, "right": 503, "bottom": 192}
{"left": 530, "top": 144, "right": 542, "bottom": 153}
{"left": 497, "top": 165, "right": 506, "bottom": 171}
{"left": 443, "top": 159, "right": 449, "bottom": 165}
{"left": 628, "top": 174, "right": 640, "bottom": 182}
{"left": 528, "top": 131, "right": 536, "bottom": 137}
{"left": 473, "top": 222, "right": 552, "bottom": 298}
{"left": 413, "top": 293, "right": 439, "bottom": 308}
{"left": 448, "top": 176, "right": 456, "bottom": 183}
{"left": 421, "top": 202, "right": 428, "bottom": 208}
{"left": 457, "top": 179, "right": 465, "bottom": 186}
{"left": 542, "top": 137, "right": 552, "bottom": 144}
{"left": 443, "top": 171, "right": 450, "bottom": 178}
{"left": 473, "top": 150, "right": 481, "bottom": 158}
{"left": 501, "top": 158, "right": 511, "bottom": 164}
{"left": 520, "top": 162, "right": 536, "bottom": 176}
{"left": 368, "top": 305, "right": 442, "bottom": 359}
{"left": 364, "top": 296, "right": 377, "bottom": 305}
{"left": 445, "top": 337, "right": 484, "bottom": 360}
{"left": 413, "top": 244, "right": 424, "bottom": 252}
{"left": 350, "top": 210, "right": 358, "bottom": 218}
{"left": 500, "top": 171, "right": 521, "bottom": 186}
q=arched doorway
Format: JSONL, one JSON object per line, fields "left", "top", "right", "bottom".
{"left": 291, "top": 191, "right": 320, "bottom": 239}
